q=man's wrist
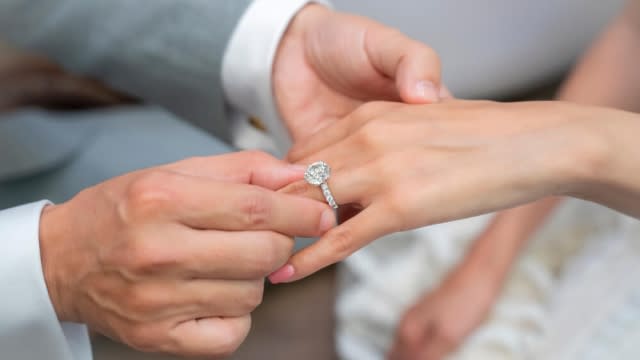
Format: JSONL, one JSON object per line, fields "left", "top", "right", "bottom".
{"left": 40, "top": 203, "right": 76, "bottom": 323}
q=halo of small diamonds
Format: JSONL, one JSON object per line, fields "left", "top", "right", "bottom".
{"left": 304, "top": 161, "right": 331, "bottom": 186}
{"left": 304, "top": 161, "right": 338, "bottom": 209}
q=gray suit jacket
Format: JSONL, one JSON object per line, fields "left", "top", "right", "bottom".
{"left": 0, "top": 0, "right": 252, "bottom": 181}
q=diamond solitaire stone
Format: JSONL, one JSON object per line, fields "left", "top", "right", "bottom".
{"left": 304, "top": 161, "right": 331, "bottom": 186}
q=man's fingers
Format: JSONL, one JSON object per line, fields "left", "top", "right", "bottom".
{"left": 192, "top": 231, "right": 290, "bottom": 279}
{"left": 181, "top": 279, "right": 264, "bottom": 319}
{"left": 151, "top": 229, "right": 295, "bottom": 280}
{"left": 167, "top": 151, "right": 306, "bottom": 190}
{"left": 395, "top": 43, "right": 443, "bottom": 104}
{"left": 365, "top": 26, "right": 441, "bottom": 104}
{"left": 111, "top": 278, "right": 264, "bottom": 319}
{"left": 141, "top": 173, "right": 334, "bottom": 237}
{"left": 169, "top": 316, "right": 251, "bottom": 358}
{"left": 269, "top": 205, "right": 394, "bottom": 283}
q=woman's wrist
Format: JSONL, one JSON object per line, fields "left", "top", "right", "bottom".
{"left": 537, "top": 104, "right": 613, "bottom": 200}
{"left": 568, "top": 107, "right": 640, "bottom": 217}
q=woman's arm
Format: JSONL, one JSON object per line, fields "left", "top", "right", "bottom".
{"left": 387, "top": 196, "right": 561, "bottom": 360}
{"left": 466, "top": 0, "right": 640, "bottom": 291}
{"left": 558, "top": 0, "right": 640, "bottom": 111}
{"left": 268, "top": 0, "right": 640, "bottom": 286}
{"left": 469, "top": 0, "right": 640, "bottom": 287}
{"left": 397, "top": 0, "right": 640, "bottom": 279}
{"left": 275, "top": 99, "right": 640, "bottom": 282}
{"left": 427, "top": 0, "right": 640, "bottom": 338}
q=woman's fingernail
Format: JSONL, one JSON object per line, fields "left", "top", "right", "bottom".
{"left": 269, "top": 264, "right": 295, "bottom": 284}
{"left": 319, "top": 209, "right": 336, "bottom": 233}
{"left": 415, "top": 80, "right": 439, "bottom": 102}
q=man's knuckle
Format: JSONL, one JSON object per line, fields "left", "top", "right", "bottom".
{"left": 241, "top": 281, "right": 265, "bottom": 311}
{"left": 238, "top": 191, "right": 271, "bottom": 227}
{"left": 126, "top": 171, "right": 177, "bottom": 219}
{"left": 267, "top": 233, "right": 294, "bottom": 264}
{"left": 250, "top": 248, "right": 279, "bottom": 276}
{"left": 198, "top": 322, "right": 248, "bottom": 358}
{"left": 213, "top": 335, "right": 244, "bottom": 358}
{"left": 276, "top": 234, "right": 295, "bottom": 260}
{"left": 245, "top": 234, "right": 291, "bottom": 276}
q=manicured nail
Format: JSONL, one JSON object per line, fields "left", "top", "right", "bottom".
{"left": 319, "top": 209, "right": 336, "bottom": 233}
{"left": 269, "top": 264, "right": 295, "bottom": 284}
{"left": 415, "top": 80, "right": 439, "bottom": 102}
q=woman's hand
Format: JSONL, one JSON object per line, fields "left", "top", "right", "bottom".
{"left": 388, "top": 261, "right": 500, "bottom": 360}
{"left": 388, "top": 197, "right": 560, "bottom": 360}
{"left": 270, "top": 100, "right": 626, "bottom": 283}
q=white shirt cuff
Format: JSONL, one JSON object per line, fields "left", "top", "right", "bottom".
{"left": 0, "top": 201, "right": 91, "bottom": 360}
{"left": 222, "top": 0, "right": 332, "bottom": 156}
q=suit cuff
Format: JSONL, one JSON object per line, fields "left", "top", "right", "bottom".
{"left": 222, "top": 0, "right": 332, "bottom": 155}
{"left": 0, "top": 201, "right": 91, "bottom": 359}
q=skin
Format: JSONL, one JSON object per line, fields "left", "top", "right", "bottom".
{"left": 37, "top": 4, "right": 445, "bottom": 358}
{"left": 388, "top": 199, "right": 560, "bottom": 360}
{"left": 387, "top": 2, "right": 640, "bottom": 358}
{"left": 274, "top": 4, "right": 444, "bottom": 143}
{"left": 274, "top": 99, "right": 640, "bottom": 284}
{"left": 40, "top": 152, "right": 334, "bottom": 357}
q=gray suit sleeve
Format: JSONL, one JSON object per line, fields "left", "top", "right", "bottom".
{"left": 0, "top": 0, "right": 253, "bottom": 138}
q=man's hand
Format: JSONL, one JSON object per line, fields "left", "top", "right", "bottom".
{"left": 274, "top": 4, "right": 444, "bottom": 143}
{"left": 38, "top": 151, "right": 334, "bottom": 357}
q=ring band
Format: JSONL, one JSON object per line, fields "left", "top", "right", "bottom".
{"left": 320, "top": 183, "right": 339, "bottom": 209}
{"left": 304, "top": 161, "right": 339, "bottom": 209}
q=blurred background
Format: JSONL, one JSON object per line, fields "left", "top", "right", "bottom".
{"left": 92, "top": 0, "right": 629, "bottom": 359}
{"left": 338, "top": 0, "right": 622, "bottom": 99}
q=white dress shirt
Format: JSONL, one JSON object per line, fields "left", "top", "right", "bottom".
{"left": 0, "top": 1, "right": 322, "bottom": 358}
{"left": 223, "top": 0, "right": 330, "bottom": 155}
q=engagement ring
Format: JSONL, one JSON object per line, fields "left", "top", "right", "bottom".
{"left": 304, "top": 161, "right": 338, "bottom": 209}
